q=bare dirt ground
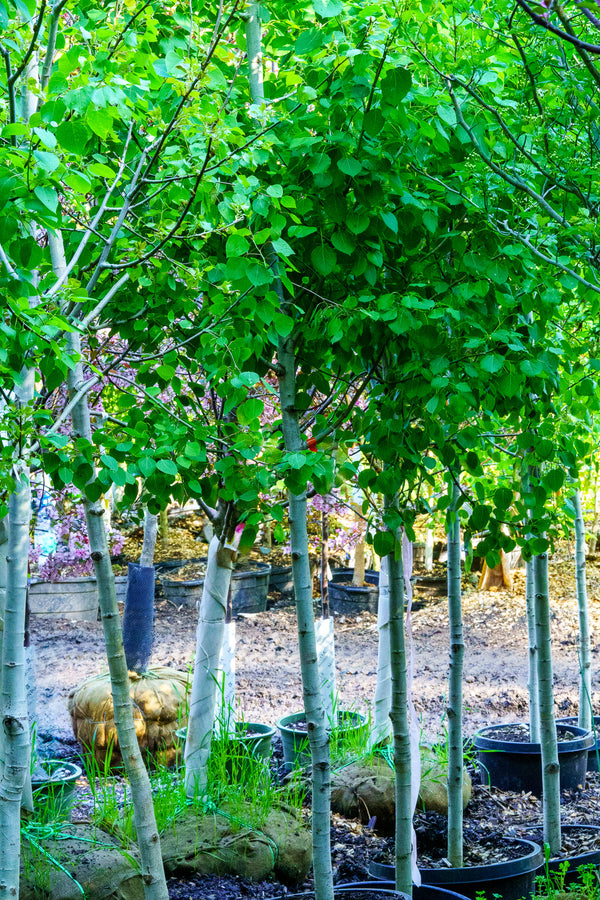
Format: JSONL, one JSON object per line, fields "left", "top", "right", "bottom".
{"left": 33, "top": 553, "right": 600, "bottom": 747}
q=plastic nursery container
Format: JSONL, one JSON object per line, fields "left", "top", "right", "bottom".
{"left": 557, "top": 715, "right": 600, "bottom": 772}
{"left": 175, "top": 721, "right": 275, "bottom": 761}
{"left": 328, "top": 568, "right": 379, "bottom": 614}
{"left": 338, "top": 884, "right": 470, "bottom": 900}
{"left": 369, "top": 838, "right": 543, "bottom": 900}
{"left": 277, "top": 710, "right": 367, "bottom": 769}
{"left": 32, "top": 760, "right": 82, "bottom": 820}
{"left": 161, "top": 560, "right": 271, "bottom": 612}
{"left": 472, "top": 722, "right": 594, "bottom": 796}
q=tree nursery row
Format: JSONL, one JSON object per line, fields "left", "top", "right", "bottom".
{"left": 2, "top": 0, "right": 600, "bottom": 898}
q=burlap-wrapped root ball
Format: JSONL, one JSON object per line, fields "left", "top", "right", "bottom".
{"left": 67, "top": 666, "right": 191, "bottom": 767}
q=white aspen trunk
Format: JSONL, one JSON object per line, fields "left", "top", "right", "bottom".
{"left": 53, "top": 232, "right": 168, "bottom": 898}
{"left": 315, "top": 617, "right": 335, "bottom": 722}
{"left": 522, "top": 468, "right": 540, "bottom": 742}
{"left": 245, "top": 7, "right": 332, "bottom": 898}
{"left": 215, "top": 620, "right": 236, "bottom": 737}
{"left": 139, "top": 510, "right": 158, "bottom": 568}
{"left": 387, "top": 524, "right": 412, "bottom": 896}
{"left": 525, "top": 557, "right": 540, "bottom": 742}
{"left": 184, "top": 534, "right": 233, "bottom": 796}
{"left": 533, "top": 550, "right": 561, "bottom": 854}
{"left": 424, "top": 524, "right": 434, "bottom": 571}
{"left": 159, "top": 508, "right": 169, "bottom": 548}
{"left": 370, "top": 554, "right": 392, "bottom": 747}
{"left": 573, "top": 489, "right": 592, "bottom": 731}
{"left": 0, "top": 370, "right": 34, "bottom": 897}
{"left": 446, "top": 478, "right": 464, "bottom": 868}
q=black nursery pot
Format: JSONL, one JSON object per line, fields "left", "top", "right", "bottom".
{"left": 473, "top": 722, "right": 594, "bottom": 796}
{"left": 338, "top": 884, "right": 470, "bottom": 900}
{"left": 328, "top": 568, "right": 379, "bottom": 614}
{"left": 287, "top": 887, "right": 408, "bottom": 900}
{"left": 543, "top": 824, "right": 600, "bottom": 886}
{"left": 369, "top": 839, "right": 543, "bottom": 900}
{"left": 557, "top": 716, "right": 600, "bottom": 772}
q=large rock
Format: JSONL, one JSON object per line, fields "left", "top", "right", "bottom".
{"left": 67, "top": 667, "right": 190, "bottom": 766}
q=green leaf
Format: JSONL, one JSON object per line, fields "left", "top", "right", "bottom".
{"left": 88, "top": 162, "right": 115, "bottom": 178}
{"left": 271, "top": 237, "right": 294, "bottom": 256}
{"left": 543, "top": 468, "right": 564, "bottom": 493}
{"left": 86, "top": 107, "right": 113, "bottom": 140}
{"left": 337, "top": 157, "right": 363, "bottom": 177}
{"left": 480, "top": 354, "right": 504, "bottom": 374}
{"left": 33, "top": 150, "right": 60, "bottom": 173}
{"left": 331, "top": 230, "right": 356, "bottom": 255}
{"left": 311, "top": 245, "right": 336, "bottom": 275}
{"left": 313, "top": 0, "right": 343, "bottom": 16}
{"left": 381, "top": 211, "right": 398, "bottom": 233}
{"left": 238, "top": 398, "right": 264, "bottom": 424}
{"left": 272, "top": 312, "right": 294, "bottom": 337}
{"left": 33, "top": 186, "right": 58, "bottom": 212}
{"left": 266, "top": 184, "right": 283, "bottom": 198}
{"left": 381, "top": 67, "right": 412, "bottom": 104}
{"left": 347, "top": 212, "right": 370, "bottom": 234}
{"left": 56, "top": 118, "right": 91, "bottom": 154}
{"left": 373, "top": 530, "right": 394, "bottom": 557}
{"left": 156, "top": 458, "right": 178, "bottom": 476}
{"left": 226, "top": 233, "right": 250, "bottom": 257}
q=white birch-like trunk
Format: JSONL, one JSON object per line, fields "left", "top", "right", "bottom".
{"left": 573, "top": 489, "right": 592, "bottom": 731}
{"left": 315, "top": 617, "right": 335, "bottom": 723}
{"left": 215, "top": 620, "right": 236, "bottom": 737}
{"left": 446, "top": 478, "right": 464, "bottom": 868}
{"left": 352, "top": 539, "right": 366, "bottom": 586}
{"left": 525, "top": 557, "right": 540, "bottom": 742}
{"left": 0, "top": 371, "right": 34, "bottom": 896}
{"left": 424, "top": 524, "right": 434, "bottom": 571}
{"left": 533, "top": 550, "right": 561, "bottom": 854}
{"left": 184, "top": 535, "right": 233, "bottom": 796}
{"left": 55, "top": 239, "right": 168, "bottom": 899}
{"left": 370, "top": 554, "right": 392, "bottom": 747}
{"left": 245, "top": 7, "right": 332, "bottom": 898}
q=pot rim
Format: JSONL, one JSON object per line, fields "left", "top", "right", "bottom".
{"left": 343, "top": 883, "right": 470, "bottom": 900}
{"left": 276, "top": 709, "right": 366, "bottom": 732}
{"left": 32, "top": 759, "right": 82, "bottom": 786}
{"left": 371, "top": 838, "right": 543, "bottom": 884}
{"left": 472, "top": 721, "right": 595, "bottom": 754}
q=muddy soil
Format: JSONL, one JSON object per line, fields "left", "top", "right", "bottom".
{"left": 30, "top": 551, "right": 600, "bottom": 899}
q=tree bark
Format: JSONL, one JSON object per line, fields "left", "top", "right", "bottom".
{"left": 387, "top": 528, "right": 412, "bottom": 896}
{"left": 140, "top": 510, "right": 158, "bottom": 568}
{"left": 370, "top": 553, "right": 392, "bottom": 747}
{"left": 533, "top": 550, "right": 561, "bottom": 854}
{"left": 446, "top": 477, "right": 464, "bottom": 868}
{"left": 573, "top": 489, "right": 592, "bottom": 731}
{"left": 185, "top": 531, "right": 235, "bottom": 795}
{"left": 0, "top": 368, "right": 33, "bottom": 896}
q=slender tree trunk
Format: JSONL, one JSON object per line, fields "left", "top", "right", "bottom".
{"left": 158, "top": 508, "right": 169, "bottom": 548}
{"left": 522, "top": 468, "right": 540, "bottom": 742}
{"left": 446, "top": 477, "right": 464, "bottom": 868}
{"left": 387, "top": 526, "right": 412, "bottom": 896}
{"left": 316, "top": 509, "right": 335, "bottom": 720}
{"left": 0, "top": 367, "right": 34, "bottom": 896}
{"left": 54, "top": 233, "right": 168, "bottom": 898}
{"left": 533, "top": 550, "right": 561, "bottom": 854}
{"left": 525, "top": 557, "right": 540, "bottom": 742}
{"left": 245, "top": 8, "right": 332, "bottom": 898}
{"left": 424, "top": 523, "right": 434, "bottom": 572}
{"left": 185, "top": 530, "right": 235, "bottom": 795}
{"left": 352, "top": 538, "right": 366, "bottom": 586}
{"left": 573, "top": 489, "right": 592, "bottom": 731}
{"left": 371, "top": 554, "right": 392, "bottom": 747}
{"left": 140, "top": 510, "right": 158, "bottom": 568}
